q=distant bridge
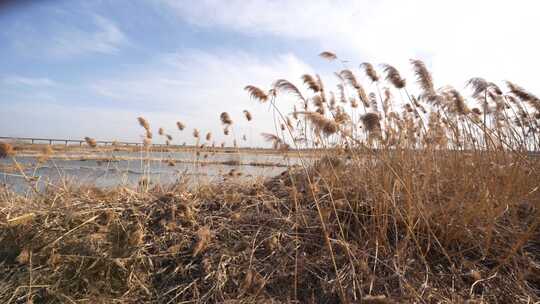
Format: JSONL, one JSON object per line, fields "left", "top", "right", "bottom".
{"left": 0, "top": 136, "right": 171, "bottom": 147}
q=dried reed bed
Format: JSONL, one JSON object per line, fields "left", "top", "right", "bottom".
{"left": 1, "top": 154, "right": 537, "bottom": 303}
{"left": 1, "top": 54, "right": 540, "bottom": 303}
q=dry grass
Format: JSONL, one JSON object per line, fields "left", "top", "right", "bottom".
{"left": 1, "top": 55, "right": 540, "bottom": 303}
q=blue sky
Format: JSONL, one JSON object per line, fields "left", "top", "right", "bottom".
{"left": 1, "top": 0, "right": 539, "bottom": 146}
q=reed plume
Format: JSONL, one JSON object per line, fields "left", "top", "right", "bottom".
{"left": 337, "top": 70, "right": 368, "bottom": 107}
{"left": 369, "top": 93, "right": 379, "bottom": 112}
{"left": 220, "top": 112, "right": 233, "bottom": 125}
{"left": 158, "top": 128, "right": 164, "bottom": 136}
{"left": 166, "top": 134, "right": 173, "bottom": 141}
{"left": 261, "top": 133, "right": 283, "bottom": 149}
{"left": 350, "top": 98, "right": 358, "bottom": 108}
{"left": 467, "top": 78, "right": 500, "bottom": 99}
{"left": 206, "top": 132, "right": 212, "bottom": 141}
{"left": 176, "top": 121, "right": 185, "bottom": 131}
{"left": 193, "top": 129, "right": 199, "bottom": 139}
{"left": 244, "top": 85, "right": 269, "bottom": 103}
{"left": 337, "top": 84, "right": 346, "bottom": 103}
{"left": 316, "top": 75, "right": 325, "bottom": 93}
{"left": 0, "top": 142, "right": 15, "bottom": 158}
{"left": 443, "top": 87, "right": 469, "bottom": 115}
{"left": 312, "top": 94, "right": 325, "bottom": 113}
{"left": 506, "top": 81, "right": 540, "bottom": 112}
{"left": 319, "top": 51, "right": 337, "bottom": 61}
{"left": 224, "top": 127, "right": 230, "bottom": 136}
{"left": 84, "top": 137, "right": 97, "bottom": 148}
{"left": 360, "top": 62, "right": 379, "bottom": 82}
{"left": 273, "top": 79, "right": 305, "bottom": 102}
{"left": 382, "top": 64, "right": 406, "bottom": 89}
{"left": 243, "top": 110, "right": 252, "bottom": 121}
{"left": 298, "top": 111, "right": 338, "bottom": 136}
{"left": 361, "top": 113, "right": 381, "bottom": 133}
{"left": 302, "top": 74, "right": 322, "bottom": 93}
{"left": 411, "top": 59, "right": 435, "bottom": 95}
{"left": 357, "top": 87, "right": 369, "bottom": 108}
{"left": 137, "top": 117, "right": 150, "bottom": 130}
{"left": 339, "top": 69, "right": 360, "bottom": 88}
{"left": 404, "top": 103, "right": 414, "bottom": 113}
{"left": 383, "top": 88, "right": 392, "bottom": 114}
{"left": 333, "top": 106, "right": 350, "bottom": 124}
{"left": 286, "top": 117, "right": 293, "bottom": 130}
{"left": 329, "top": 92, "right": 336, "bottom": 109}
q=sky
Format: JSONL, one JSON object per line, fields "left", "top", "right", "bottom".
{"left": 1, "top": 0, "right": 539, "bottom": 147}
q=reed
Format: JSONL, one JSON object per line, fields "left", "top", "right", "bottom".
{"left": 84, "top": 137, "right": 97, "bottom": 148}
{"left": 243, "top": 110, "right": 252, "bottom": 121}
{"left": 0, "top": 142, "right": 15, "bottom": 158}
{"left": 220, "top": 112, "right": 233, "bottom": 126}
{"left": 176, "top": 121, "right": 185, "bottom": 131}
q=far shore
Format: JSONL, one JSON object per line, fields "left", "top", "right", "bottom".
{"left": 5, "top": 141, "right": 325, "bottom": 156}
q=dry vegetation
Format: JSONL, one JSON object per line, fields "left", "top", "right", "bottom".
{"left": 0, "top": 53, "right": 539, "bottom": 303}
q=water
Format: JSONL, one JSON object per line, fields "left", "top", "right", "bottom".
{"left": 0, "top": 151, "right": 309, "bottom": 193}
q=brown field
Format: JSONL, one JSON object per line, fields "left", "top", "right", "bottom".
{"left": 0, "top": 56, "right": 539, "bottom": 303}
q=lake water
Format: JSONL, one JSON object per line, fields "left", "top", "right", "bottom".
{"left": 0, "top": 150, "right": 311, "bottom": 193}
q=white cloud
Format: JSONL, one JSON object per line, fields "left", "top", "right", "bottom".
{"left": 161, "top": 0, "right": 540, "bottom": 93}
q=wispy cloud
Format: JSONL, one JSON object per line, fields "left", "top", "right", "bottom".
{"left": 46, "top": 14, "right": 129, "bottom": 57}
{"left": 9, "top": 13, "right": 129, "bottom": 59}
{"left": 2, "top": 75, "right": 57, "bottom": 87}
